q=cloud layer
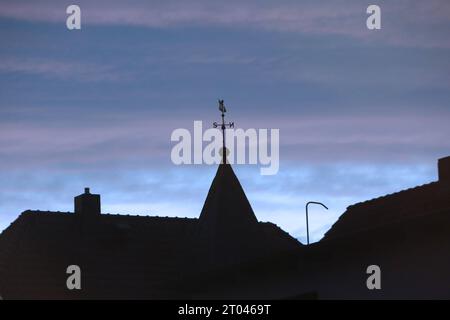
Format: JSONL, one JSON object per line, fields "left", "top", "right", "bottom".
{"left": 1, "top": 0, "right": 450, "bottom": 47}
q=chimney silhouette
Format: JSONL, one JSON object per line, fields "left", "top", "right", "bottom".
{"left": 438, "top": 156, "right": 450, "bottom": 183}
{"left": 74, "top": 187, "right": 101, "bottom": 217}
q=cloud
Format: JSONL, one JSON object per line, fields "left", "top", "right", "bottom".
{"left": 1, "top": 0, "right": 450, "bottom": 48}
{"left": 1, "top": 111, "right": 449, "bottom": 172}
{"left": 0, "top": 57, "right": 125, "bottom": 82}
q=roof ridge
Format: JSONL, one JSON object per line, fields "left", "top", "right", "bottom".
{"left": 324, "top": 206, "right": 450, "bottom": 241}
{"left": 20, "top": 210, "right": 198, "bottom": 220}
{"left": 349, "top": 181, "right": 438, "bottom": 208}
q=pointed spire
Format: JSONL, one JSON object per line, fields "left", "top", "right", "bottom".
{"left": 201, "top": 100, "right": 257, "bottom": 233}
{"left": 199, "top": 164, "right": 258, "bottom": 231}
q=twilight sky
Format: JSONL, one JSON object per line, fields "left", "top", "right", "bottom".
{"left": 0, "top": 0, "right": 449, "bottom": 242}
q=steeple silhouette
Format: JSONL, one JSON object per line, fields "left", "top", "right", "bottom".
{"left": 199, "top": 163, "right": 258, "bottom": 230}
{"left": 201, "top": 101, "right": 257, "bottom": 231}
{"left": 195, "top": 102, "right": 263, "bottom": 269}
{"left": 197, "top": 163, "right": 263, "bottom": 270}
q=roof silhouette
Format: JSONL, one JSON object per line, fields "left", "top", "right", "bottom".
{"left": 324, "top": 156, "right": 450, "bottom": 240}
{"left": 0, "top": 162, "right": 300, "bottom": 299}
{"left": 0, "top": 157, "right": 450, "bottom": 299}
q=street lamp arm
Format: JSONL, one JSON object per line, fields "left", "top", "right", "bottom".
{"left": 305, "top": 201, "right": 329, "bottom": 245}
{"left": 306, "top": 201, "right": 329, "bottom": 211}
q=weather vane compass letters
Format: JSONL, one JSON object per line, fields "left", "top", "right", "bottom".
{"left": 213, "top": 99, "right": 234, "bottom": 164}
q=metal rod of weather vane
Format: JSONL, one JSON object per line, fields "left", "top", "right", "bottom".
{"left": 222, "top": 112, "right": 226, "bottom": 164}
{"left": 217, "top": 99, "right": 233, "bottom": 165}
{"left": 305, "top": 201, "right": 329, "bottom": 245}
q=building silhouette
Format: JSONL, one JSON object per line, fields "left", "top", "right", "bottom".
{"left": 0, "top": 157, "right": 449, "bottom": 299}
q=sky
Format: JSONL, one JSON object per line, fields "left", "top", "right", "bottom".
{"left": 0, "top": 0, "right": 449, "bottom": 243}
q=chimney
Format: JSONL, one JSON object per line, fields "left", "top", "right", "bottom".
{"left": 438, "top": 156, "right": 450, "bottom": 183}
{"left": 74, "top": 187, "right": 101, "bottom": 217}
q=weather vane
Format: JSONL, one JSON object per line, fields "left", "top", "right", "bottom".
{"left": 213, "top": 99, "right": 234, "bottom": 164}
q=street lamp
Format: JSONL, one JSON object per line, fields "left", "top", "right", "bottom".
{"left": 305, "top": 201, "right": 328, "bottom": 245}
